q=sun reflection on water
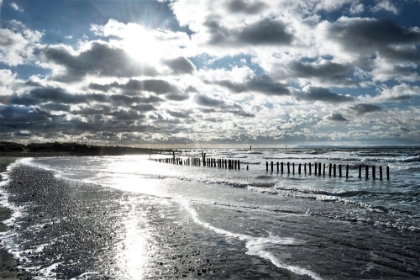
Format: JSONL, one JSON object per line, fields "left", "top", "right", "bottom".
{"left": 114, "top": 198, "right": 150, "bottom": 279}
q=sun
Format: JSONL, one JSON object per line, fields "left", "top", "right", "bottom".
{"left": 121, "top": 27, "right": 163, "bottom": 65}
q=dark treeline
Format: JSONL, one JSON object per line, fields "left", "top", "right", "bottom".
{"left": 0, "top": 141, "right": 154, "bottom": 156}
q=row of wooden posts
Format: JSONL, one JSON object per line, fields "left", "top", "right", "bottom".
{"left": 266, "top": 161, "right": 390, "bottom": 180}
{"left": 152, "top": 157, "right": 243, "bottom": 170}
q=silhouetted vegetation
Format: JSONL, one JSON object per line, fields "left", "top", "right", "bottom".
{"left": 0, "top": 141, "right": 154, "bottom": 156}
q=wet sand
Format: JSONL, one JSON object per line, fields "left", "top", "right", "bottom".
{"left": 1, "top": 160, "right": 304, "bottom": 279}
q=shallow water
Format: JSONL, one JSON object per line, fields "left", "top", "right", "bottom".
{"left": 1, "top": 148, "right": 420, "bottom": 279}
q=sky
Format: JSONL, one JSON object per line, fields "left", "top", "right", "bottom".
{"left": 1, "top": 0, "right": 420, "bottom": 147}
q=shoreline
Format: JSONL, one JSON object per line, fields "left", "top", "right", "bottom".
{"left": 0, "top": 157, "right": 19, "bottom": 279}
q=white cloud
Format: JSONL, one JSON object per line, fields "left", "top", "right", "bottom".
{"left": 10, "top": 2, "right": 24, "bottom": 12}
{"left": 349, "top": 3, "right": 364, "bottom": 14}
{"left": 371, "top": 0, "right": 399, "bottom": 14}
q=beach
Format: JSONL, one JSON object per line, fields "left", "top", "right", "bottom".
{"left": 1, "top": 148, "right": 420, "bottom": 279}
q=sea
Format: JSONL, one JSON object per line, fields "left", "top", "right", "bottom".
{"left": 1, "top": 147, "right": 420, "bottom": 279}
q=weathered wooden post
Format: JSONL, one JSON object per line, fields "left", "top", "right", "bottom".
{"left": 266, "top": 161, "right": 268, "bottom": 171}
{"left": 359, "top": 165, "right": 362, "bottom": 179}
{"left": 298, "top": 163, "right": 301, "bottom": 174}
{"left": 387, "top": 166, "right": 390, "bottom": 180}
{"left": 372, "top": 166, "right": 376, "bottom": 180}
{"left": 323, "top": 163, "right": 326, "bottom": 177}
{"left": 287, "top": 162, "right": 290, "bottom": 174}
{"left": 346, "top": 165, "right": 349, "bottom": 179}
{"left": 281, "top": 162, "right": 284, "bottom": 174}
{"left": 247, "top": 165, "right": 249, "bottom": 170}
{"left": 319, "top": 163, "right": 322, "bottom": 177}
{"left": 293, "top": 163, "right": 295, "bottom": 175}
{"left": 339, "top": 164, "right": 342, "bottom": 178}
{"left": 173, "top": 151, "right": 175, "bottom": 164}
{"left": 314, "top": 162, "right": 317, "bottom": 175}
{"left": 203, "top": 153, "right": 206, "bottom": 166}
{"left": 277, "top": 162, "right": 279, "bottom": 172}
{"left": 333, "top": 164, "right": 336, "bottom": 177}
{"left": 365, "top": 165, "right": 369, "bottom": 180}
{"left": 329, "top": 163, "right": 332, "bottom": 177}
{"left": 309, "top": 163, "right": 312, "bottom": 175}
{"left": 271, "top": 161, "right": 274, "bottom": 172}
{"left": 380, "top": 166, "right": 383, "bottom": 180}
{"left": 304, "top": 163, "right": 307, "bottom": 174}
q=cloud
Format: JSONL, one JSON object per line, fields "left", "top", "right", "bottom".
{"left": 295, "top": 87, "right": 355, "bottom": 103}
{"left": 163, "top": 56, "right": 196, "bottom": 74}
{"left": 10, "top": 2, "right": 24, "bottom": 12}
{"left": 0, "top": 24, "right": 42, "bottom": 66}
{"left": 289, "top": 60, "right": 355, "bottom": 86}
{"left": 349, "top": 103, "right": 382, "bottom": 114}
{"left": 89, "top": 79, "right": 179, "bottom": 95}
{"left": 378, "top": 84, "right": 420, "bottom": 101}
{"left": 226, "top": 0, "right": 267, "bottom": 14}
{"left": 195, "top": 94, "right": 226, "bottom": 107}
{"left": 210, "top": 74, "right": 290, "bottom": 96}
{"left": 205, "top": 18, "right": 293, "bottom": 46}
{"left": 349, "top": 3, "right": 364, "bottom": 14}
{"left": 326, "top": 113, "right": 348, "bottom": 122}
{"left": 0, "top": 105, "right": 52, "bottom": 123}
{"left": 328, "top": 17, "right": 420, "bottom": 61}
{"left": 42, "top": 42, "right": 158, "bottom": 82}
{"left": 370, "top": 0, "right": 399, "bottom": 14}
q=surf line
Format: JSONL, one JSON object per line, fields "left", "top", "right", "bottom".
{"left": 180, "top": 200, "right": 323, "bottom": 280}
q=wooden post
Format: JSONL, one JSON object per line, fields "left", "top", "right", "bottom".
{"left": 339, "top": 164, "right": 342, "bottom": 178}
{"left": 281, "top": 162, "right": 284, "bottom": 174}
{"left": 304, "top": 163, "right": 307, "bottom": 174}
{"left": 372, "top": 166, "right": 376, "bottom": 180}
{"left": 309, "top": 163, "right": 312, "bottom": 175}
{"left": 314, "top": 162, "right": 317, "bottom": 175}
{"left": 247, "top": 165, "right": 249, "bottom": 170}
{"left": 365, "top": 165, "right": 369, "bottom": 180}
{"left": 266, "top": 161, "right": 268, "bottom": 171}
{"left": 293, "top": 163, "right": 295, "bottom": 175}
{"left": 346, "top": 165, "right": 349, "bottom": 179}
{"left": 271, "top": 161, "right": 274, "bottom": 172}
{"left": 238, "top": 160, "right": 240, "bottom": 170}
{"left": 359, "top": 165, "right": 362, "bottom": 179}
{"left": 287, "top": 162, "right": 290, "bottom": 174}
{"left": 298, "top": 163, "right": 301, "bottom": 175}
{"left": 386, "top": 166, "right": 390, "bottom": 180}
{"left": 380, "top": 166, "right": 383, "bottom": 180}
{"left": 319, "top": 163, "right": 322, "bottom": 177}
{"left": 333, "top": 164, "right": 336, "bottom": 177}
{"left": 323, "top": 163, "right": 326, "bottom": 177}
{"left": 277, "top": 162, "right": 279, "bottom": 172}
{"left": 329, "top": 163, "right": 332, "bottom": 177}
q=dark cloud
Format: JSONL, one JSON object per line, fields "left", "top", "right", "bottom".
{"left": 165, "top": 93, "right": 189, "bottom": 101}
{"left": 329, "top": 18, "right": 420, "bottom": 61}
{"left": 110, "top": 109, "right": 146, "bottom": 121}
{"left": 163, "top": 57, "right": 196, "bottom": 74}
{"left": 205, "top": 18, "right": 293, "bottom": 46}
{"left": 41, "top": 103, "right": 71, "bottom": 112}
{"left": 289, "top": 61, "right": 355, "bottom": 85}
{"left": 349, "top": 103, "right": 382, "bottom": 114}
{"left": 42, "top": 42, "right": 158, "bottom": 82}
{"left": 132, "top": 104, "right": 156, "bottom": 112}
{"left": 229, "top": 109, "right": 255, "bottom": 118}
{"left": 211, "top": 74, "right": 290, "bottom": 96}
{"left": 0, "top": 105, "right": 52, "bottom": 123}
{"left": 90, "top": 79, "right": 179, "bottom": 95}
{"left": 167, "top": 110, "right": 191, "bottom": 119}
{"left": 227, "top": 0, "right": 267, "bottom": 14}
{"left": 327, "top": 113, "right": 348, "bottom": 122}
{"left": 295, "top": 87, "right": 355, "bottom": 103}
{"left": 195, "top": 94, "right": 226, "bottom": 107}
